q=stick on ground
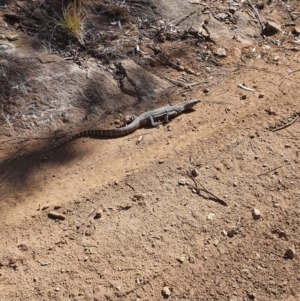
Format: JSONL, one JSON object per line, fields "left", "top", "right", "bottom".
{"left": 271, "top": 114, "right": 299, "bottom": 132}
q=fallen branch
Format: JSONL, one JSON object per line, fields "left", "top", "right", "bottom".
{"left": 271, "top": 114, "right": 299, "bottom": 132}
{"left": 247, "top": 0, "right": 265, "bottom": 30}
{"left": 279, "top": 69, "right": 300, "bottom": 87}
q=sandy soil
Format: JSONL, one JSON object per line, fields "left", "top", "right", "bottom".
{"left": 0, "top": 0, "right": 300, "bottom": 300}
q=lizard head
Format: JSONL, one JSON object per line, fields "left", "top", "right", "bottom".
{"left": 182, "top": 99, "right": 201, "bottom": 110}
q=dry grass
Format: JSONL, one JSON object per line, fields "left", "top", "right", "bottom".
{"left": 60, "top": 0, "right": 83, "bottom": 36}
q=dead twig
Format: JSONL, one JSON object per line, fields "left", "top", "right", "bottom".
{"left": 271, "top": 114, "right": 299, "bottom": 132}
{"left": 279, "top": 69, "right": 300, "bottom": 87}
{"left": 187, "top": 172, "right": 228, "bottom": 206}
{"left": 257, "top": 164, "right": 290, "bottom": 177}
{"left": 238, "top": 84, "right": 255, "bottom": 92}
{"left": 169, "top": 10, "right": 196, "bottom": 27}
{"left": 164, "top": 76, "right": 186, "bottom": 87}
{"left": 247, "top": 0, "right": 265, "bottom": 30}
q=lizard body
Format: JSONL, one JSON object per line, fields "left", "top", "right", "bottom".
{"left": 36, "top": 99, "right": 201, "bottom": 155}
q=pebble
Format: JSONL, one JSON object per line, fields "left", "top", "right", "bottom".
{"left": 215, "top": 47, "right": 227, "bottom": 57}
{"left": 227, "top": 229, "right": 237, "bottom": 238}
{"left": 177, "top": 255, "right": 185, "bottom": 263}
{"left": 203, "top": 87, "right": 209, "bottom": 94}
{"left": 6, "top": 33, "right": 19, "bottom": 41}
{"left": 41, "top": 204, "right": 50, "bottom": 210}
{"left": 48, "top": 211, "right": 66, "bottom": 220}
{"left": 290, "top": 13, "right": 299, "bottom": 21}
{"left": 221, "top": 229, "right": 227, "bottom": 236}
{"left": 285, "top": 247, "right": 296, "bottom": 259}
{"left": 94, "top": 209, "right": 103, "bottom": 219}
{"left": 189, "top": 256, "right": 195, "bottom": 263}
{"left": 241, "top": 94, "right": 247, "bottom": 100}
{"left": 213, "top": 239, "right": 219, "bottom": 246}
{"left": 207, "top": 212, "right": 215, "bottom": 221}
{"left": 191, "top": 168, "right": 199, "bottom": 177}
{"left": 265, "top": 20, "right": 281, "bottom": 33}
{"left": 293, "top": 26, "right": 300, "bottom": 34}
{"left": 259, "top": 92, "right": 264, "bottom": 98}
{"left": 252, "top": 208, "right": 261, "bottom": 220}
{"left": 178, "top": 178, "right": 187, "bottom": 185}
{"left": 162, "top": 286, "right": 171, "bottom": 298}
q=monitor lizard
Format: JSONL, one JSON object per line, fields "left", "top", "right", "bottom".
{"left": 33, "top": 98, "right": 201, "bottom": 155}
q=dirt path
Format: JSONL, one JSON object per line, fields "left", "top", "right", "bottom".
{"left": 0, "top": 0, "right": 300, "bottom": 300}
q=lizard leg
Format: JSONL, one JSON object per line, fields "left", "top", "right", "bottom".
{"left": 149, "top": 115, "right": 163, "bottom": 127}
{"left": 163, "top": 112, "right": 170, "bottom": 123}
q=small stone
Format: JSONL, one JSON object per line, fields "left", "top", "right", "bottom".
{"left": 293, "top": 26, "right": 300, "bottom": 35}
{"left": 221, "top": 229, "right": 227, "bottom": 236}
{"left": 290, "top": 13, "right": 299, "bottom": 21}
{"left": 215, "top": 47, "right": 227, "bottom": 57}
{"left": 203, "top": 87, "right": 209, "bottom": 94}
{"left": 191, "top": 168, "right": 199, "bottom": 177}
{"left": 189, "top": 256, "right": 195, "bottom": 263}
{"left": 162, "top": 286, "right": 171, "bottom": 298}
{"left": 95, "top": 209, "right": 103, "bottom": 219}
{"left": 215, "top": 12, "right": 228, "bottom": 20}
{"left": 265, "top": 20, "right": 281, "bottom": 34}
{"left": 241, "top": 94, "right": 247, "bottom": 100}
{"left": 227, "top": 229, "right": 237, "bottom": 238}
{"left": 55, "top": 287, "right": 60, "bottom": 292}
{"left": 108, "top": 64, "right": 116, "bottom": 70}
{"left": 41, "top": 204, "right": 50, "bottom": 210}
{"left": 285, "top": 247, "right": 296, "bottom": 259}
{"left": 256, "top": 1, "right": 264, "bottom": 9}
{"left": 54, "top": 205, "right": 62, "bottom": 210}
{"left": 6, "top": 33, "right": 19, "bottom": 41}
{"left": 259, "top": 92, "right": 264, "bottom": 98}
{"left": 177, "top": 255, "right": 185, "bottom": 263}
{"left": 273, "top": 203, "right": 280, "bottom": 208}
{"left": 213, "top": 239, "right": 219, "bottom": 246}
{"left": 48, "top": 211, "right": 66, "bottom": 220}
{"left": 158, "top": 159, "right": 165, "bottom": 164}
{"left": 273, "top": 56, "right": 280, "bottom": 61}
{"left": 178, "top": 178, "right": 187, "bottom": 185}
{"left": 114, "top": 119, "right": 121, "bottom": 125}
{"left": 252, "top": 208, "right": 261, "bottom": 220}
{"left": 207, "top": 212, "right": 215, "bottom": 221}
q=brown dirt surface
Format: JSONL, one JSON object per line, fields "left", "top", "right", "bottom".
{"left": 0, "top": 0, "right": 300, "bottom": 300}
